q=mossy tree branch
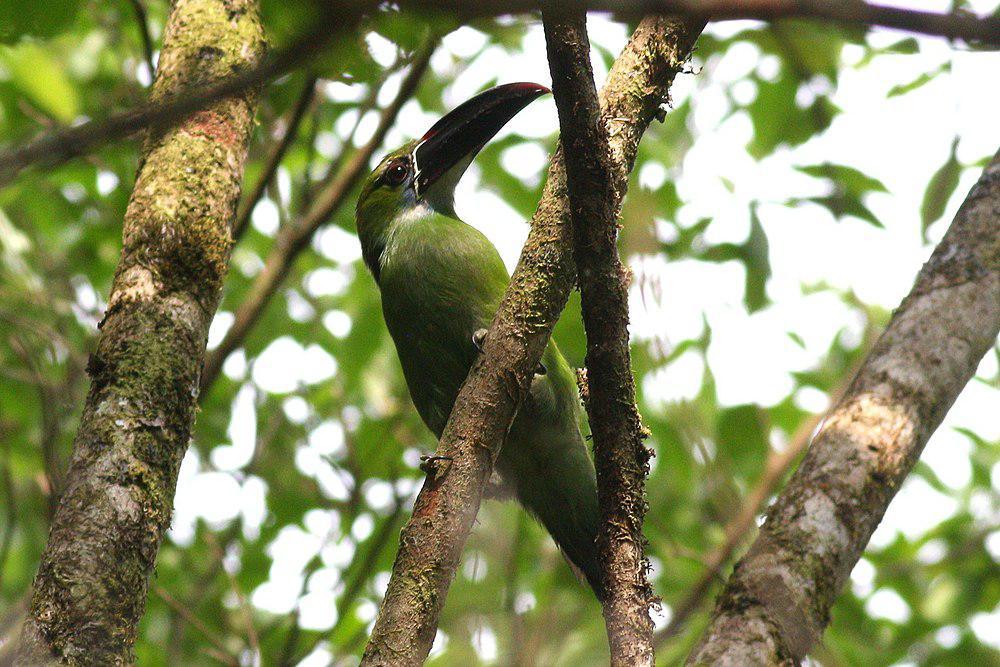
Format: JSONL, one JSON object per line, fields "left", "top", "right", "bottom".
{"left": 13, "top": 0, "right": 266, "bottom": 663}
{"left": 542, "top": 9, "right": 657, "bottom": 665}
{"left": 360, "top": 15, "right": 705, "bottom": 666}
{"left": 688, "top": 150, "right": 1000, "bottom": 665}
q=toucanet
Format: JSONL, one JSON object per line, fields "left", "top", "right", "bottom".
{"left": 355, "top": 83, "right": 601, "bottom": 595}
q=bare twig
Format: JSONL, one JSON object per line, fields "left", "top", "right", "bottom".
{"left": 456, "top": 0, "right": 1000, "bottom": 43}
{"left": 689, "top": 151, "right": 1000, "bottom": 664}
{"left": 199, "top": 37, "right": 436, "bottom": 393}
{"left": 0, "top": 424, "right": 16, "bottom": 588}
{"left": 654, "top": 344, "right": 868, "bottom": 646}
{"left": 0, "top": 3, "right": 334, "bottom": 187}
{"left": 233, "top": 74, "right": 319, "bottom": 242}
{"left": 152, "top": 584, "right": 240, "bottom": 666}
{"left": 7, "top": 334, "right": 62, "bottom": 514}
{"left": 127, "top": 0, "right": 157, "bottom": 77}
{"left": 285, "top": 498, "right": 408, "bottom": 665}
{"left": 359, "top": 16, "right": 705, "bottom": 666}
{"left": 204, "top": 532, "right": 261, "bottom": 660}
{"left": 542, "top": 9, "right": 656, "bottom": 665}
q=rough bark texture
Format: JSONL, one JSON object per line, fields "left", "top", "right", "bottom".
{"left": 360, "top": 16, "right": 704, "bottom": 666}
{"left": 689, "top": 150, "right": 1000, "bottom": 666}
{"left": 542, "top": 10, "right": 655, "bottom": 666}
{"left": 199, "top": 39, "right": 435, "bottom": 393}
{"left": 14, "top": 1, "right": 265, "bottom": 664}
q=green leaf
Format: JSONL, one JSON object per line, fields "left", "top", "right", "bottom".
{"left": 1, "top": 42, "right": 80, "bottom": 122}
{"left": 795, "top": 163, "right": 888, "bottom": 227}
{"left": 743, "top": 208, "right": 771, "bottom": 312}
{"left": 887, "top": 62, "right": 950, "bottom": 98}
{"left": 796, "top": 163, "right": 889, "bottom": 197}
{"left": 715, "top": 404, "right": 769, "bottom": 478}
{"left": 855, "top": 37, "right": 920, "bottom": 67}
{"left": 920, "top": 138, "right": 962, "bottom": 240}
{"left": 0, "top": 0, "right": 80, "bottom": 43}
{"left": 805, "top": 194, "right": 884, "bottom": 228}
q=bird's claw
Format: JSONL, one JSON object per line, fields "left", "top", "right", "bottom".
{"left": 472, "top": 328, "right": 488, "bottom": 353}
{"left": 474, "top": 327, "right": 544, "bottom": 375}
{"left": 419, "top": 455, "right": 454, "bottom": 476}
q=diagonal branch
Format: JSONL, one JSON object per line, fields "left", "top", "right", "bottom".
{"left": 654, "top": 348, "right": 867, "bottom": 646}
{"left": 127, "top": 0, "right": 157, "bottom": 76}
{"left": 689, "top": 150, "right": 1000, "bottom": 664}
{"left": 233, "top": 74, "right": 319, "bottom": 243}
{"left": 198, "top": 38, "right": 435, "bottom": 394}
{"left": 1, "top": 1, "right": 997, "bottom": 188}
{"left": 360, "top": 15, "right": 705, "bottom": 666}
{"left": 0, "top": 3, "right": 336, "bottom": 188}
{"left": 542, "top": 9, "right": 656, "bottom": 666}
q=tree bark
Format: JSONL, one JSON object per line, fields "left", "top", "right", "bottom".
{"left": 542, "top": 10, "right": 656, "bottom": 666}
{"left": 14, "top": 1, "right": 265, "bottom": 663}
{"left": 689, "top": 150, "right": 1000, "bottom": 665}
{"left": 360, "top": 16, "right": 704, "bottom": 666}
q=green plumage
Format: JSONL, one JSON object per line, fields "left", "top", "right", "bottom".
{"left": 356, "top": 142, "right": 601, "bottom": 595}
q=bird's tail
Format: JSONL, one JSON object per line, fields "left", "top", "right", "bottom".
{"left": 501, "top": 424, "right": 603, "bottom": 598}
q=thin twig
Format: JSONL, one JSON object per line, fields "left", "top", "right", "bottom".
{"left": 233, "top": 74, "right": 319, "bottom": 242}
{"left": 0, "top": 424, "right": 16, "bottom": 588}
{"left": 127, "top": 0, "right": 157, "bottom": 77}
{"left": 286, "top": 497, "right": 407, "bottom": 665}
{"left": 0, "top": 2, "right": 337, "bottom": 187}
{"left": 7, "top": 334, "right": 61, "bottom": 513}
{"left": 204, "top": 532, "right": 261, "bottom": 660}
{"left": 654, "top": 342, "right": 869, "bottom": 646}
{"left": 152, "top": 583, "right": 240, "bottom": 666}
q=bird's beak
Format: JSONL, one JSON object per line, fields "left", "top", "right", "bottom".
{"left": 413, "top": 82, "right": 549, "bottom": 212}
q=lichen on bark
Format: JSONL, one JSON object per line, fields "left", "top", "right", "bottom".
{"left": 14, "top": 1, "right": 265, "bottom": 664}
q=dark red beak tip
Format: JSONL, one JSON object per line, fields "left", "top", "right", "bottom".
{"left": 510, "top": 82, "right": 551, "bottom": 96}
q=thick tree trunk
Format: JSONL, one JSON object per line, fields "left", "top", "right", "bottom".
{"left": 689, "top": 150, "right": 1000, "bottom": 665}
{"left": 14, "top": 1, "right": 265, "bottom": 664}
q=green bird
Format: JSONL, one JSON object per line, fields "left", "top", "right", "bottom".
{"left": 355, "top": 83, "right": 601, "bottom": 596}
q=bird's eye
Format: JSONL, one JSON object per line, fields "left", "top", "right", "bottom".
{"left": 383, "top": 160, "right": 408, "bottom": 187}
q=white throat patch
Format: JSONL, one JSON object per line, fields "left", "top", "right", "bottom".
{"left": 380, "top": 202, "right": 432, "bottom": 266}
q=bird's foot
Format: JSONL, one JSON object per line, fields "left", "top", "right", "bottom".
{"left": 419, "top": 455, "right": 454, "bottom": 477}
{"left": 473, "top": 327, "right": 545, "bottom": 375}
{"left": 472, "top": 328, "right": 488, "bottom": 353}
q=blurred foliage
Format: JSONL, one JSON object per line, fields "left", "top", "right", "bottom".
{"left": 0, "top": 2, "right": 998, "bottom": 666}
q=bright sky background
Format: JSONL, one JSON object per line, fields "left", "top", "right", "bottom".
{"left": 171, "top": 2, "right": 1000, "bottom": 661}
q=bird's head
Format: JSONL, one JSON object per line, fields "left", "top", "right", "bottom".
{"left": 356, "top": 82, "right": 549, "bottom": 272}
